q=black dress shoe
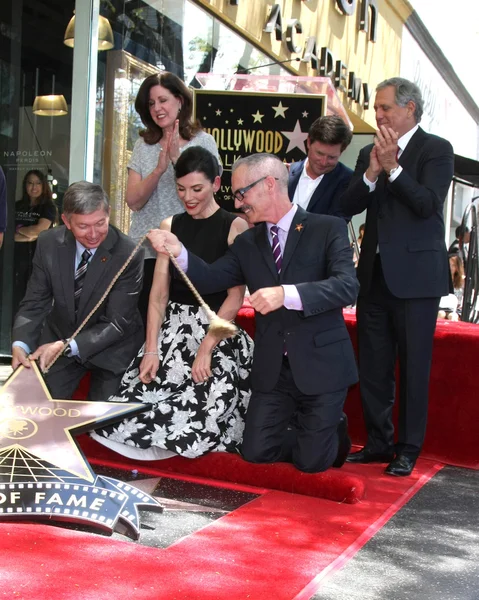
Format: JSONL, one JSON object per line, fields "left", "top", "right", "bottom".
{"left": 332, "top": 414, "right": 351, "bottom": 468}
{"left": 346, "top": 447, "right": 395, "bottom": 464}
{"left": 385, "top": 454, "right": 416, "bottom": 477}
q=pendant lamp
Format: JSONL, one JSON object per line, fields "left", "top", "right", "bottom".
{"left": 32, "top": 95, "right": 68, "bottom": 116}
{"left": 64, "top": 11, "right": 114, "bottom": 50}
{"left": 32, "top": 74, "right": 68, "bottom": 117}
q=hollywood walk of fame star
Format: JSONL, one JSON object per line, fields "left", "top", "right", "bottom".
{"left": 216, "top": 109, "right": 222, "bottom": 116}
{"left": 252, "top": 110, "right": 264, "bottom": 123}
{"left": 272, "top": 101, "right": 289, "bottom": 118}
{"left": 295, "top": 224, "right": 304, "bottom": 232}
{"left": 0, "top": 363, "right": 145, "bottom": 483}
{"left": 281, "top": 120, "right": 309, "bottom": 154}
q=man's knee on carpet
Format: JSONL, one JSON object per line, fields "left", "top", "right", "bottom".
{"left": 241, "top": 438, "right": 284, "bottom": 464}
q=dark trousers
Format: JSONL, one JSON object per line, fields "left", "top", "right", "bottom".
{"left": 138, "top": 258, "right": 156, "bottom": 329}
{"left": 357, "top": 256, "right": 440, "bottom": 458}
{"left": 241, "top": 357, "right": 347, "bottom": 473}
{"left": 45, "top": 356, "right": 122, "bottom": 401}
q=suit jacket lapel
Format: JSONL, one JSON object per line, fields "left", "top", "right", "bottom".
{"left": 288, "top": 160, "right": 303, "bottom": 201}
{"left": 58, "top": 229, "right": 76, "bottom": 322}
{"left": 77, "top": 227, "right": 116, "bottom": 318}
{"left": 281, "top": 207, "right": 307, "bottom": 275}
{"left": 397, "top": 126, "right": 425, "bottom": 166}
{"left": 307, "top": 171, "right": 332, "bottom": 213}
{"left": 255, "top": 223, "right": 278, "bottom": 280}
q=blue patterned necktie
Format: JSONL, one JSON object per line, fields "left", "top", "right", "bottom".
{"left": 74, "top": 249, "right": 92, "bottom": 312}
{"left": 270, "top": 225, "right": 282, "bottom": 274}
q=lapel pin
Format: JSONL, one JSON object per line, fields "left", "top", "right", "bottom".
{"left": 101, "top": 257, "right": 107, "bottom": 263}
{"left": 295, "top": 224, "right": 304, "bottom": 232}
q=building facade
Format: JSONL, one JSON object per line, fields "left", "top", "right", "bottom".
{"left": 0, "top": 0, "right": 466, "bottom": 356}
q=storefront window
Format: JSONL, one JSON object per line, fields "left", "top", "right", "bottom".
{"left": 0, "top": 0, "right": 75, "bottom": 356}
{"left": 94, "top": 0, "right": 289, "bottom": 231}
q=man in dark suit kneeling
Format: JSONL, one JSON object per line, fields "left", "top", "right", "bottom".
{"left": 288, "top": 115, "right": 353, "bottom": 218}
{"left": 12, "top": 181, "right": 144, "bottom": 401}
{"left": 147, "top": 154, "right": 359, "bottom": 473}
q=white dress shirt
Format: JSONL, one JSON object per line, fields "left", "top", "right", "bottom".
{"left": 292, "top": 160, "right": 324, "bottom": 210}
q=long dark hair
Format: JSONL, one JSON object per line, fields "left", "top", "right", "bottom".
{"left": 135, "top": 72, "right": 200, "bottom": 145}
{"left": 21, "top": 170, "right": 53, "bottom": 205}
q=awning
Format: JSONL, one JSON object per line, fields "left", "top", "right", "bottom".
{"left": 454, "top": 154, "right": 479, "bottom": 187}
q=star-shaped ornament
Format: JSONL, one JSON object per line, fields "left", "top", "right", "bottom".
{"left": 237, "top": 118, "right": 244, "bottom": 125}
{"left": 272, "top": 101, "right": 289, "bottom": 118}
{"left": 302, "top": 111, "right": 309, "bottom": 118}
{"left": 0, "top": 363, "right": 145, "bottom": 483}
{"left": 252, "top": 110, "right": 264, "bottom": 123}
{"left": 215, "top": 109, "right": 222, "bottom": 116}
{"left": 295, "top": 224, "right": 304, "bottom": 232}
{"left": 281, "top": 120, "right": 309, "bottom": 154}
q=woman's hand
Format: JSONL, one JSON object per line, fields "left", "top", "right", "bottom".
{"left": 168, "top": 120, "right": 181, "bottom": 165}
{"left": 139, "top": 354, "right": 160, "bottom": 384}
{"left": 156, "top": 131, "right": 172, "bottom": 175}
{"left": 147, "top": 229, "right": 182, "bottom": 257}
{"left": 191, "top": 345, "right": 213, "bottom": 384}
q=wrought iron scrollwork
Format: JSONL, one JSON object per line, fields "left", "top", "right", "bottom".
{"left": 460, "top": 197, "right": 479, "bottom": 323}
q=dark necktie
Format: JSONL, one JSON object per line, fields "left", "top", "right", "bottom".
{"left": 74, "top": 249, "right": 92, "bottom": 312}
{"left": 270, "top": 225, "right": 282, "bottom": 274}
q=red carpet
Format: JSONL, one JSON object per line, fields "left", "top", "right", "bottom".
{"left": 237, "top": 305, "right": 479, "bottom": 469}
{"left": 1, "top": 451, "right": 441, "bottom": 600}
{"left": 79, "top": 434, "right": 366, "bottom": 504}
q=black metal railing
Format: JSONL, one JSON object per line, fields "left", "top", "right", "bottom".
{"left": 460, "top": 197, "right": 479, "bottom": 323}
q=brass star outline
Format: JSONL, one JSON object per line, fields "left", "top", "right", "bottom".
{"left": 0, "top": 363, "right": 145, "bottom": 483}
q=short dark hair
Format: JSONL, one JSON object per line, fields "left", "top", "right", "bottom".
{"left": 175, "top": 146, "right": 220, "bottom": 183}
{"left": 308, "top": 115, "right": 353, "bottom": 151}
{"left": 456, "top": 224, "right": 470, "bottom": 238}
{"left": 135, "top": 72, "right": 200, "bottom": 145}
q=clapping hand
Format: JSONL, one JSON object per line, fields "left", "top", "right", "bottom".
{"left": 374, "top": 125, "right": 399, "bottom": 173}
{"left": 157, "top": 131, "right": 172, "bottom": 175}
{"left": 168, "top": 119, "right": 181, "bottom": 165}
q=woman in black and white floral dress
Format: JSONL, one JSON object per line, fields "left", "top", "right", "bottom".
{"left": 92, "top": 147, "right": 253, "bottom": 460}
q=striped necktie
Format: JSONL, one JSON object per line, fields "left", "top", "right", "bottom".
{"left": 270, "top": 225, "right": 282, "bottom": 273}
{"left": 74, "top": 249, "right": 92, "bottom": 312}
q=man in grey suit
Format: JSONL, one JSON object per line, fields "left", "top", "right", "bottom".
{"left": 12, "top": 181, "right": 144, "bottom": 401}
{"left": 147, "top": 154, "right": 359, "bottom": 473}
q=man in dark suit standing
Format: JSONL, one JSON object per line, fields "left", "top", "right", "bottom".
{"left": 147, "top": 153, "right": 359, "bottom": 473}
{"left": 288, "top": 115, "right": 353, "bottom": 218}
{"left": 341, "top": 77, "right": 454, "bottom": 476}
{"left": 12, "top": 181, "right": 144, "bottom": 401}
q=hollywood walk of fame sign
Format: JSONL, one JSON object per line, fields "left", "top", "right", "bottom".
{"left": 194, "top": 89, "right": 326, "bottom": 211}
{"left": 0, "top": 363, "right": 162, "bottom": 539}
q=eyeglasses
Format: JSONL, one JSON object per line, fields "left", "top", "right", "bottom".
{"left": 233, "top": 176, "right": 278, "bottom": 202}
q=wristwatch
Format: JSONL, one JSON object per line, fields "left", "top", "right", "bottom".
{"left": 62, "top": 340, "right": 74, "bottom": 358}
{"left": 388, "top": 166, "right": 399, "bottom": 178}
